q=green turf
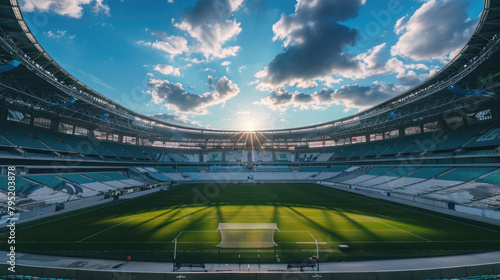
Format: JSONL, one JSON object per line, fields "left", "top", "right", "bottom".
{"left": 1, "top": 183, "right": 500, "bottom": 263}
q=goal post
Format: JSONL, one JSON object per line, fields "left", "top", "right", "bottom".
{"left": 217, "top": 223, "right": 279, "bottom": 248}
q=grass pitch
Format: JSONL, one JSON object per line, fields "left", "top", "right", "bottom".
{"left": 2, "top": 183, "right": 500, "bottom": 263}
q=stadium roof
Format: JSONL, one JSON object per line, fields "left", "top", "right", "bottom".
{"left": 0, "top": 0, "right": 499, "bottom": 142}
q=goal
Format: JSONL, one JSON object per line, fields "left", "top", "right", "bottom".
{"left": 217, "top": 223, "right": 279, "bottom": 248}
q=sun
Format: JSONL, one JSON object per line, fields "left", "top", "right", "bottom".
{"left": 245, "top": 121, "right": 255, "bottom": 132}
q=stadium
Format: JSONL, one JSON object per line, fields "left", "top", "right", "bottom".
{"left": 1, "top": 0, "right": 500, "bottom": 279}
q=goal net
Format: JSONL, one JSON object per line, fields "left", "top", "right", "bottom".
{"left": 217, "top": 223, "right": 279, "bottom": 248}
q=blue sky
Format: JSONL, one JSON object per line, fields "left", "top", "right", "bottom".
{"left": 21, "top": 0, "right": 483, "bottom": 130}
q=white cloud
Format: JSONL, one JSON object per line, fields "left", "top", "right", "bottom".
{"left": 149, "top": 35, "right": 189, "bottom": 57}
{"left": 256, "top": 0, "right": 366, "bottom": 89}
{"left": 394, "top": 15, "right": 407, "bottom": 35}
{"left": 149, "top": 113, "right": 207, "bottom": 128}
{"left": 44, "top": 30, "right": 76, "bottom": 39}
{"left": 92, "top": 0, "right": 110, "bottom": 15}
{"left": 147, "top": 76, "right": 240, "bottom": 115}
{"left": 348, "top": 43, "right": 404, "bottom": 79}
{"left": 221, "top": 60, "right": 231, "bottom": 66}
{"left": 391, "top": 0, "right": 477, "bottom": 61}
{"left": 174, "top": 0, "right": 243, "bottom": 59}
{"left": 153, "top": 64, "right": 181, "bottom": 76}
{"left": 255, "top": 84, "right": 405, "bottom": 112}
{"left": 21, "top": 0, "right": 109, "bottom": 18}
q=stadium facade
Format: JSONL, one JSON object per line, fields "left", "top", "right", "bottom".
{"left": 1, "top": 0, "right": 500, "bottom": 279}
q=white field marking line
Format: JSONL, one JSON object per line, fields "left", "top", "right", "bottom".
{"left": 17, "top": 239, "right": 500, "bottom": 244}
{"left": 369, "top": 217, "right": 431, "bottom": 242}
{"left": 182, "top": 230, "right": 218, "bottom": 232}
{"left": 171, "top": 230, "right": 219, "bottom": 242}
{"left": 172, "top": 231, "right": 184, "bottom": 243}
{"left": 18, "top": 241, "right": 177, "bottom": 244}
{"left": 296, "top": 242, "right": 327, "bottom": 244}
{"left": 77, "top": 218, "right": 134, "bottom": 243}
{"left": 307, "top": 231, "right": 319, "bottom": 243}
{"left": 361, "top": 194, "right": 500, "bottom": 234}
{"left": 13, "top": 199, "right": 132, "bottom": 232}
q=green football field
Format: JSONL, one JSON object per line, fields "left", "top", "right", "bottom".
{"left": 2, "top": 183, "right": 500, "bottom": 263}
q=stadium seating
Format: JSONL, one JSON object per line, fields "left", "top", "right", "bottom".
{"left": 404, "top": 133, "right": 440, "bottom": 153}
{"left": 367, "top": 167, "right": 394, "bottom": 176}
{"left": 437, "top": 167, "right": 497, "bottom": 182}
{"left": 324, "top": 166, "right": 350, "bottom": 172}
{"left": 476, "top": 172, "right": 500, "bottom": 184}
{"left": 141, "top": 147, "right": 169, "bottom": 161}
{"left": 99, "top": 142, "right": 132, "bottom": 158}
{"left": 82, "top": 172, "right": 113, "bottom": 182}
{"left": 273, "top": 172, "right": 295, "bottom": 180}
{"left": 123, "top": 145, "right": 149, "bottom": 159}
{"left": 341, "top": 167, "right": 393, "bottom": 186}
{"left": 101, "top": 172, "right": 128, "bottom": 180}
{"left": 58, "top": 173, "right": 95, "bottom": 184}
{"left": 275, "top": 152, "right": 293, "bottom": 162}
{"left": 90, "top": 142, "right": 119, "bottom": 157}
{"left": 254, "top": 151, "right": 274, "bottom": 162}
{"left": 155, "top": 166, "right": 178, "bottom": 173}
{"left": 464, "top": 122, "right": 500, "bottom": 148}
{"left": 364, "top": 138, "right": 399, "bottom": 156}
{"left": 209, "top": 165, "right": 246, "bottom": 171}
{"left": 0, "top": 135, "right": 13, "bottom": 147}
{"left": 432, "top": 124, "right": 490, "bottom": 150}
{"left": 225, "top": 151, "right": 248, "bottom": 162}
{"left": 177, "top": 167, "right": 199, "bottom": 173}
{"left": 157, "top": 167, "right": 186, "bottom": 181}
{"left": 350, "top": 141, "right": 380, "bottom": 158}
{"left": 23, "top": 125, "right": 75, "bottom": 152}
{"left": 396, "top": 178, "right": 461, "bottom": 196}
{"left": 55, "top": 133, "right": 98, "bottom": 155}
{"left": 384, "top": 166, "right": 419, "bottom": 177}
{"left": 0, "top": 176, "right": 36, "bottom": 192}
{"left": 315, "top": 152, "right": 333, "bottom": 162}
{"left": 383, "top": 134, "right": 422, "bottom": 155}
{"left": 2, "top": 117, "right": 500, "bottom": 216}
{"left": 406, "top": 167, "right": 451, "bottom": 179}
{"left": 24, "top": 175, "right": 66, "bottom": 188}
{"left": 145, "top": 172, "right": 172, "bottom": 182}
{"left": 205, "top": 152, "right": 222, "bottom": 162}
{"left": 0, "top": 123, "right": 48, "bottom": 150}
{"left": 299, "top": 153, "right": 319, "bottom": 162}
{"left": 430, "top": 180, "right": 500, "bottom": 204}
{"left": 314, "top": 166, "right": 350, "bottom": 180}
{"left": 299, "top": 166, "right": 326, "bottom": 172}
{"left": 30, "top": 186, "right": 72, "bottom": 203}
{"left": 356, "top": 167, "right": 419, "bottom": 188}
{"left": 333, "top": 144, "right": 360, "bottom": 159}
{"left": 168, "top": 153, "right": 190, "bottom": 162}
{"left": 256, "top": 165, "right": 289, "bottom": 171}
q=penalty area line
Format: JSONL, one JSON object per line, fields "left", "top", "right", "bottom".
{"left": 172, "top": 231, "right": 184, "bottom": 243}
{"left": 171, "top": 230, "right": 217, "bottom": 242}
{"left": 369, "top": 217, "right": 431, "bottom": 242}
{"left": 77, "top": 218, "right": 134, "bottom": 243}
